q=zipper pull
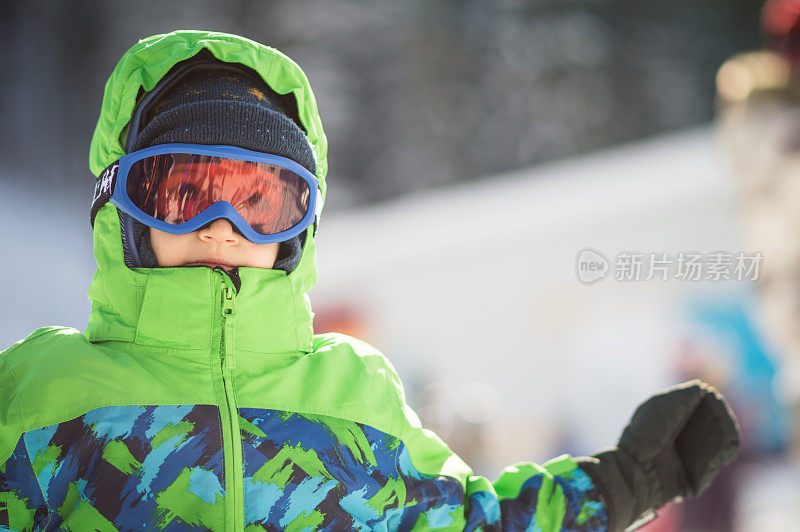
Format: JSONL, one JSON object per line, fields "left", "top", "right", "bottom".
{"left": 221, "top": 284, "right": 236, "bottom": 369}
{"left": 222, "top": 283, "right": 236, "bottom": 310}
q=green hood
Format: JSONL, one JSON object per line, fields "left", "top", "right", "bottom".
{"left": 85, "top": 30, "right": 328, "bottom": 353}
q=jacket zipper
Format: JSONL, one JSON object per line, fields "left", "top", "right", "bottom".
{"left": 218, "top": 281, "right": 244, "bottom": 530}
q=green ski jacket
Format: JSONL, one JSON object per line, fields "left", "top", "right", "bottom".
{"left": 0, "top": 31, "right": 609, "bottom": 531}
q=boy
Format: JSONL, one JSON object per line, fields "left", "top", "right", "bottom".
{"left": 0, "top": 30, "right": 739, "bottom": 531}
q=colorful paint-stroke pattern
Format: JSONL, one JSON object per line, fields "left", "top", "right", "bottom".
{"left": 481, "top": 468, "right": 608, "bottom": 531}
{"left": 0, "top": 437, "right": 48, "bottom": 531}
{"left": 1, "top": 404, "right": 225, "bottom": 531}
{"left": 239, "top": 409, "right": 465, "bottom": 530}
{"left": 238, "top": 409, "right": 607, "bottom": 531}
{"left": 2, "top": 405, "right": 607, "bottom": 531}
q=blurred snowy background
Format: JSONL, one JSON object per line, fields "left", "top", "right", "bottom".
{"left": 2, "top": 1, "right": 797, "bottom": 530}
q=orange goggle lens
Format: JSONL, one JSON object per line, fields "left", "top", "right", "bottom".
{"left": 126, "top": 153, "right": 311, "bottom": 235}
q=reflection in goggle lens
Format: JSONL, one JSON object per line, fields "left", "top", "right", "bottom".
{"left": 126, "top": 153, "right": 310, "bottom": 235}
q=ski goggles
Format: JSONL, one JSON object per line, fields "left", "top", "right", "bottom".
{"left": 91, "top": 143, "right": 321, "bottom": 244}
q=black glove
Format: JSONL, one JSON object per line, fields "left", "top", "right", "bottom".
{"left": 577, "top": 380, "right": 740, "bottom": 531}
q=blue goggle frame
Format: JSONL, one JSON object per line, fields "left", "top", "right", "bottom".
{"left": 91, "top": 143, "right": 321, "bottom": 245}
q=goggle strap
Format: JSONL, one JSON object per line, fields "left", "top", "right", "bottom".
{"left": 313, "top": 189, "right": 323, "bottom": 235}
{"left": 90, "top": 161, "right": 119, "bottom": 227}
{"left": 314, "top": 189, "right": 323, "bottom": 218}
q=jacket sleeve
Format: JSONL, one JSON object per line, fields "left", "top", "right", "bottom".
{"left": 1, "top": 346, "right": 48, "bottom": 531}
{"left": 398, "top": 403, "right": 609, "bottom": 531}
{"left": 1, "top": 436, "right": 48, "bottom": 532}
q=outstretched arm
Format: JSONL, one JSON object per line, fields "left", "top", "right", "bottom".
{"left": 398, "top": 380, "right": 739, "bottom": 531}
{"left": 399, "top": 404, "right": 609, "bottom": 531}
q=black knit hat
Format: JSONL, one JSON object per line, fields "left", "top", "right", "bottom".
{"left": 120, "top": 57, "right": 314, "bottom": 274}
{"left": 130, "top": 68, "right": 316, "bottom": 173}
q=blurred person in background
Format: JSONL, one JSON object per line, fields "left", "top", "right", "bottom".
{"left": 676, "top": 0, "right": 800, "bottom": 529}
{"left": 0, "top": 30, "right": 741, "bottom": 531}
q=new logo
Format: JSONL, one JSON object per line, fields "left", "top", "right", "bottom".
{"left": 576, "top": 248, "right": 609, "bottom": 284}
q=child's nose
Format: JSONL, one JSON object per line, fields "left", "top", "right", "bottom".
{"left": 198, "top": 219, "right": 240, "bottom": 246}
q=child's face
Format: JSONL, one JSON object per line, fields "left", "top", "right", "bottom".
{"left": 149, "top": 220, "right": 281, "bottom": 271}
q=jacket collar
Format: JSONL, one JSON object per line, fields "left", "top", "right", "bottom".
{"left": 85, "top": 207, "right": 314, "bottom": 355}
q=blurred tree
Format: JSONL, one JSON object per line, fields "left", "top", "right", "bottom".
{"left": 0, "top": 0, "right": 764, "bottom": 209}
